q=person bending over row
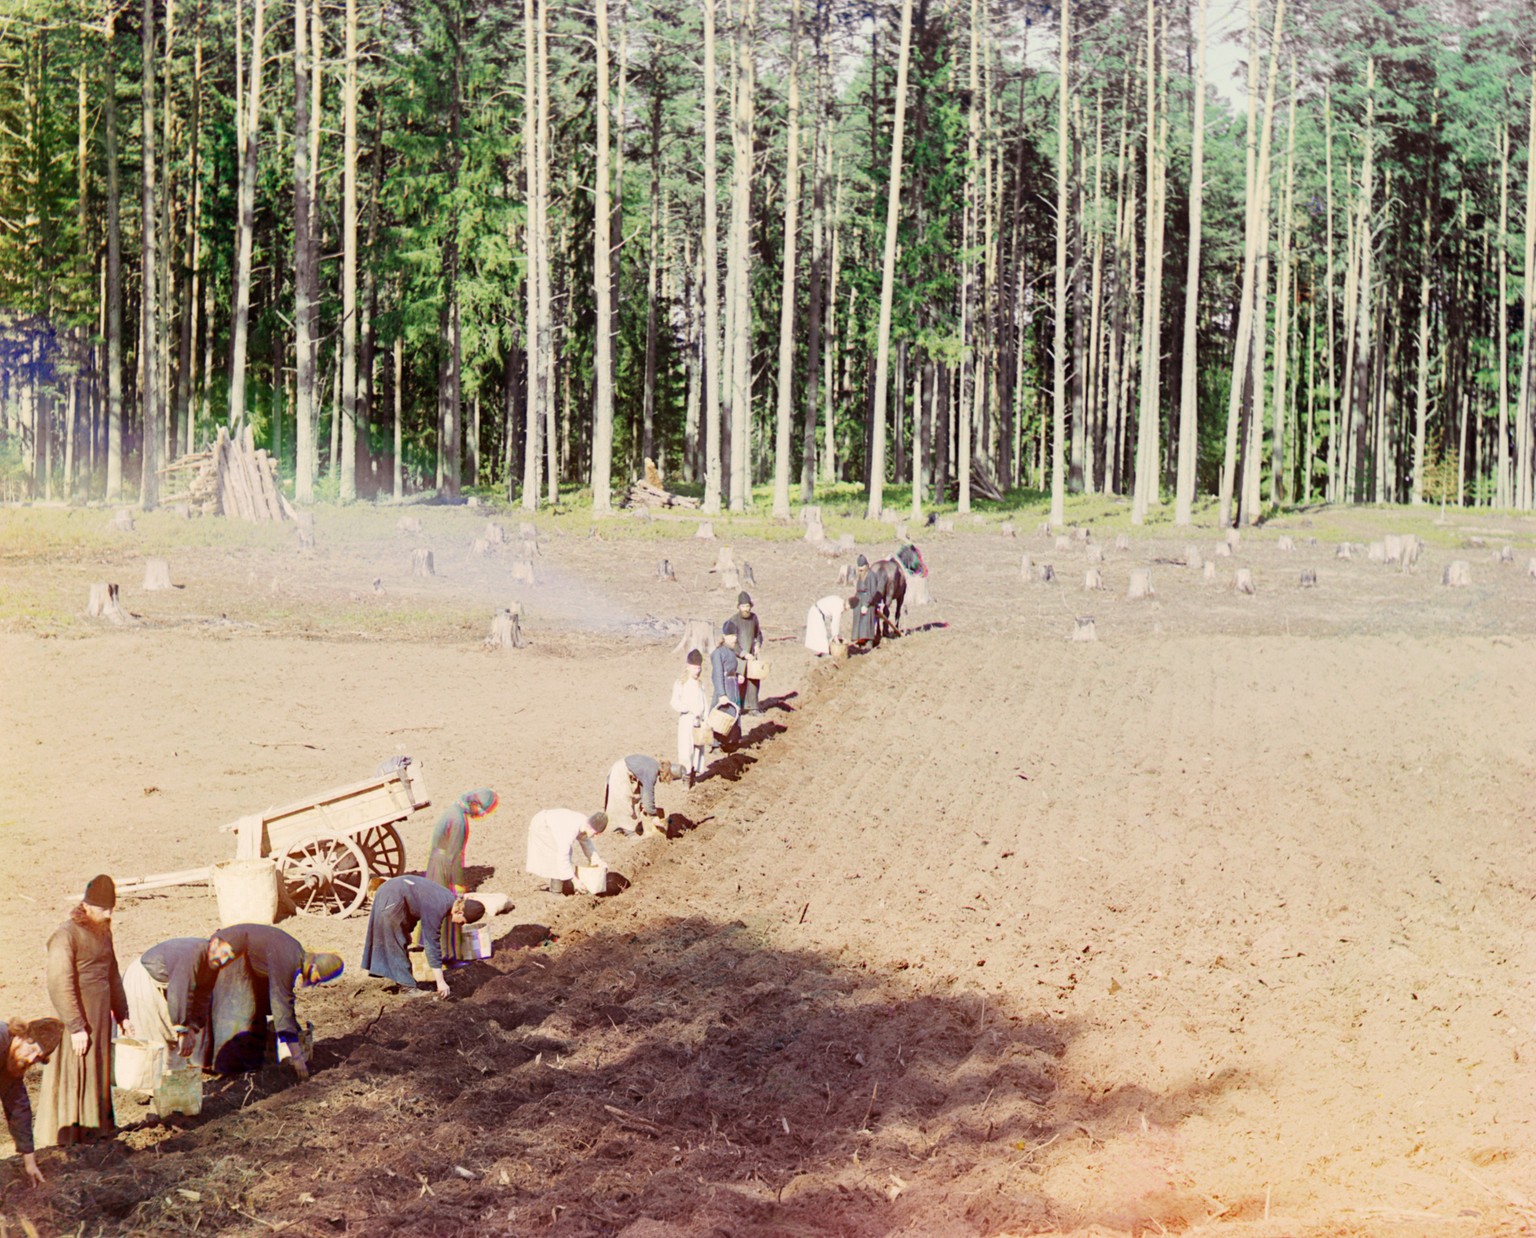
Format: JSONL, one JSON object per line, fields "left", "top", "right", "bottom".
{"left": 1, "top": 1017, "right": 61, "bottom": 1185}
{"left": 362, "top": 876, "right": 484, "bottom": 999}
{"left": 604, "top": 754, "right": 684, "bottom": 835}
{"left": 526, "top": 809, "right": 608, "bottom": 895}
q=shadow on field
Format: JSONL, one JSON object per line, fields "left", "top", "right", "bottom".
{"left": 15, "top": 917, "right": 1254, "bottom": 1237}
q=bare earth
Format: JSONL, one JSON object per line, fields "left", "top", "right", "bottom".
{"left": 0, "top": 501, "right": 1532, "bottom": 1237}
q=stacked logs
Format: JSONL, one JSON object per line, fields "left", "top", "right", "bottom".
{"left": 623, "top": 460, "right": 701, "bottom": 510}
{"left": 160, "top": 426, "right": 289, "bottom": 521}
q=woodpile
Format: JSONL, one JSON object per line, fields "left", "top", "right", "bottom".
{"left": 624, "top": 463, "right": 701, "bottom": 510}
{"left": 969, "top": 462, "right": 1005, "bottom": 503}
{"left": 160, "top": 426, "right": 289, "bottom": 521}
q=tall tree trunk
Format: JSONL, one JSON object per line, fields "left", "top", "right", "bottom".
{"left": 393, "top": 332, "right": 403, "bottom": 498}
{"left": 642, "top": 89, "right": 663, "bottom": 470}
{"left": 728, "top": 0, "right": 757, "bottom": 511}
{"left": 1131, "top": 0, "right": 1166, "bottom": 526}
{"left": 1497, "top": 120, "right": 1511, "bottom": 508}
{"left": 1411, "top": 105, "right": 1436, "bottom": 505}
{"left": 105, "top": 7, "right": 124, "bottom": 500}
{"left": 293, "top": 0, "right": 316, "bottom": 502}
{"left": 140, "top": 0, "right": 161, "bottom": 510}
{"left": 340, "top": 0, "right": 359, "bottom": 501}
{"left": 1324, "top": 91, "right": 1338, "bottom": 502}
{"left": 865, "top": 0, "right": 914, "bottom": 520}
{"left": 702, "top": 0, "right": 723, "bottom": 513}
{"left": 957, "top": 0, "right": 982, "bottom": 514}
{"left": 1049, "top": 0, "right": 1070, "bottom": 527}
{"left": 1517, "top": 62, "right": 1536, "bottom": 510}
{"left": 229, "top": 0, "right": 264, "bottom": 432}
{"left": 770, "top": 0, "right": 802, "bottom": 517}
{"left": 539, "top": 1, "right": 556, "bottom": 503}
{"left": 1174, "top": 0, "right": 1205, "bottom": 525}
{"left": 800, "top": 7, "right": 825, "bottom": 503}
{"left": 1350, "top": 57, "right": 1376, "bottom": 505}
{"left": 591, "top": 0, "right": 615, "bottom": 511}
{"left": 1268, "top": 55, "right": 1297, "bottom": 511}
{"left": 521, "top": 0, "right": 542, "bottom": 508}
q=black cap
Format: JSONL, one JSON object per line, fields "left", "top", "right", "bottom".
{"left": 686, "top": 649, "right": 703, "bottom": 665}
{"left": 722, "top": 619, "right": 738, "bottom": 636}
{"left": 856, "top": 554, "right": 869, "bottom": 567}
{"left": 738, "top": 591, "right": 752, "bottom": 606}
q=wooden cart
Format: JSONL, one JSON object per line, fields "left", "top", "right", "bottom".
{"left": 117, "top": 759, "right": 432, "bottom": 918}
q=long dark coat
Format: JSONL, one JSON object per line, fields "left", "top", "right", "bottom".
{"left": 850, "top": 569, "right": 880, "bottom": 645}
{"left": 36, "top": 908, "right": 127, "bottom": 1146}
{"left": 201, "top": 925, "right": 306, "bottom": 1074}
{"left": 362, "top": 876, "right": 458, "bottom": 988}
{"left": 0, "top": 1023, "right": 37, "bottom": 1156}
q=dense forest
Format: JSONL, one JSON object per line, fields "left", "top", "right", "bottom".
{"left": 1, "top": 0, "right": 1533, "bottom": 523}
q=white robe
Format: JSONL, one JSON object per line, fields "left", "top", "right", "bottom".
{"left": 670, "top": 673, "right": 707, "bottom": 771}
{"left": 525, "top": 809, "right": 596, "bottom": 882}
{"left": 803, "top": 594, "right": 847, "bottom": 656}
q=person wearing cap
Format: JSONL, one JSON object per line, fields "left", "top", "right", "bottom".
{"left": 709, "top": 621, "right": 743, "bottom": 750}
{"left": 201, "top": 924, "right": 343, "bottom": 1079}
{"left": 670, "top": 649, "right": 709, "bottom": 785}
{"left": 362, "top": 876, "right": 484, "bottom": 999}
{"left": 1, "top": 1017, "right": 62, "bottom": 1184}
{"left": 525, "top": 809, "right": 608, "bottom": 895}
{"left": 729, "top": 591, "right": 766, "bottom": 714}
{"left": 122, "top": 935, "right": 238, "bottom": 1073}
{"left": 849, "top": 554, "right": 881, "bottom": 648}
{"left": 803, "top": 593, "right": 847, "bottom": 656}
{"left": 36, "top": 875, "right": 131, "bottom": 1148}
{"left": 603, "top": 754, "right": 685, "bottom": 835}
{"left": 424, "top": 788, "right": 499, "bottom": 894}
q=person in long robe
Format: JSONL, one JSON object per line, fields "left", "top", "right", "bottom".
{"left": 849, "top": 555, "right": 881, "bottom": 648}
{"left": 202, "top": 925, "right": 342, "bottom": 1079}
{"left": 729, "top": 592, "right": 765, "bottom": 714}
{"left": 362, "top": 877, "right": 485, "bottom": 998}
{"left": 603, "top": 754, "right": 682, "bottom": 834}
{"left": 525, "top": 809, "right": 608, "bottom": 894}
{"left": 36, "top": 875, "right": 129, "bottom": 1149}
{"left": 122, "top": 935, "right": 236, "bottom": 1075}
{"left": 803, "top": 594, "right": 847, "bottom": 656}
{"left": 1, "top": 1018, "right": 60, "bottom": 1185}
{"left": 670, "top": 649, "right": 708, "bottom": 784}
{"left": 423, "top": 788, "right": 498, "bottom": 893}
{"left": 708, "top": 621, "right": 743, "bottom": 750}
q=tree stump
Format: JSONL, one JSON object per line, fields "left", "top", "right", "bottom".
{"left": 486, "top": 522, "right": 507, "bottom": 544}
{"left": 1000, "top": 520, "right": 1016, "bottom": 538}
{"left": 720, "top": 566, "right": 741, "bottom": 592}
{"left": 1442, "top": 560, "right": 1471, "bottom": 587}
{"left": 519, "top": 521, "right": 538, "bottom": 542}
{"left": 695, "top": 521, "right": 716, "bottom": 540}
{"left": 1070, "top": 616, "right": 1097, "bottom": 642}
{"left": 512, "top": 560, "right": 538, "bottom": 585}
{"left": 674, "top": 618, "right": 715, "bottom": 657}
{"left": 741, "top": 562, "right": 756, "bottom": 587}
{"left": 109, "top": 509, "right": 135, "bottom": 533}
{"left": 1202, "top": 560, "right": 1217, "bottom": 582}
{"left": 880, "top": 508, "right": 900, "bottom": 525}
{"left": 1278, "top": 535, "right": 1295, "bottom": 552}
{"left": 800, "top": 506, "right": 822, "bottom": 526}
{"left": 173, "top": 503, "right": 193, "bottom": 520}
{"left": 1114, "top": 533, "right": 1130, "bottom": 551}
{"left": 1400, "top": 537, "right": 1421, "bottom": 571}
{"left": 657, "top": 559, "right": 677, "bottom": 582}
{"left": 1499, "top": 545, "right": 1515, "bottom": 563}
{"left": 1526, "top": 557, "right": 1536, "bottom": 578}
{"left": 373, "top": 578, "right": 385, "bottom": 594}
{"left": 1184, "top": 545, "right": 1202, "bottom": 570}
{"left": 1083, "top": 567, "right": 1104, "bottom": 591}
{"left": 1367, "top": 542, "right": 1386, "bottom": 563}
{"left": 837, "top": 563, "right": 855, "bottom": 586}
{"left": 397, "top": 516, "right": 422, "bottom": 534}
{"left": 906, "top": 572, "right": 933, "bottom": 606}
{"left": 804, "top": 520, "right": 826, "bottom": 543}
{"left": 1383, "top": 534, "right": 1402, "bottom": 563}
{"left": 1300, "top": 568, "right": 1318, "bottom": 588}
{"left": 1038, "top": 563, "right": 1056, "bottom": 583}
{"left": 411, "top": 548, "right": 435, "bottom": 577}
{"left": 1127, "top": 568, "right": 1153, "bottom": 600}
{"left": 1234, "top": 568, "right": 1256, "bottom": 595}
{"left": 1215, "top": 541, "right": 1232, "bottom": 557}
{"left": 472, "top": 538, "right": 493, "bottom": 556}
{"left": 1075, "top": 526, "right": 1091, "bottom": 541}
{"left": 1225, "top": 528, "right": 1241, "bottom": 549}
{"left": 87, "top": 582, "right": 126, "bottom": 621}
{"left": 712, "top": 546, "right": 735, "bottom": 574}
{"left": 143, "top": 558, "right": 175, "bottom": 591}
{"left": 1086, "top": 543, "right": 1104, "bottom": 564}
{"left": 486, "top": 609, "right": 526, "bottom": 650}
{"left": 1054, "top": 535, "right": 1072, "bottom": 551}
{"left": 298, "top": 525, "right": 317, "bottom": 551}
{"left": 1336, "top": 542, "right": 1353, "bottom": 559}
{"left": 1019, "top": 553, "right": 1033, "bottom": 581}
{"left": 836, "top": 533, "right": 857, "bottom": 552}
{"left": 937, "top": 518, "right": 955, "bottom": 532}
{"left": 895, "top": 522, "right": 909, "bottom": 541}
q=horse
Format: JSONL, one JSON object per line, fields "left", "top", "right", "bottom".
{"left": 867, "top": 544, "right": 924, "bottom": 637}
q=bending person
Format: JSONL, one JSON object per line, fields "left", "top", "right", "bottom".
{"left": 204, "top": 925, "right": 343, "bottom": 1079}
{"left": 362, "top": 876, "right": 484, "bottom": 999}
{"left": 603, "top": 755, "right": 684, "bottom": 835}
{"left": 424, "top": 788, "right": 499, "bottom": 893}
{"left": 525, "top": 809, "right": 608, "bottom": 895}
{"left": 122, "top": 935, "right": 237, "bottom": 1073}
{"left": 1, "top": 1018, "right": 61, "bottom": 1185}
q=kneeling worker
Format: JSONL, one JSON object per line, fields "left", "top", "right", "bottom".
{"left": 604, "top": 755, "right": 685, "bottom": 835}
{"left": 363, "top": 876, "right": 484, "bottom": 999}
{"left": 525, "top": 809, "right": 608, "bottom": 894}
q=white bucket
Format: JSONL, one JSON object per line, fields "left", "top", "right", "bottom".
{"left": 113, "top": 1036, "right": 166, "bottom": 1091}
{"left": 574, "top": 864, "right": 608, "bottom": 896}
{"left": 212, "top": 857, "right": 280, "bottom": 926}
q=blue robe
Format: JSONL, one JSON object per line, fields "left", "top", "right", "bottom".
{"left": 203, "top": 924, "right": 306, "bottom": 1074}
{"left": 361, "top": 876, "right": 458, "bottom": 988}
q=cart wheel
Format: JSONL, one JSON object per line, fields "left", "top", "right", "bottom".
{"left": 280, "top": 835, "right": 369, "bottom": 917}
{"left": 356, "top": 824, "right": 406, "bottom": 878}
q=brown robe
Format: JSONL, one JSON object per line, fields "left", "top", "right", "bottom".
{"left": 36, "top": 907, "right": 127, "bottom": 1147}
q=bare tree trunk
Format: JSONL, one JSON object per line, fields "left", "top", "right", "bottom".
{"left": 1174, "top": 0, "right": 1205, "bottom": 525}
{"left": 1517, "top": 62, "right": 1536, "bottom": 510}
{"left": 591, "top": 0, "right": 615, "bottom": 512}
{"left": 140, "top": 0, "right": 160, "bottom": 510}
{"left": 1131, "top": 0, "right": 1166, "bottom": 526}
{"left": 1268, "top": 55, "right": 1297, "bottom": 510}
{"left": 642, "top": 89, "right": 663, "bottom": 470}
{"left": 1497, "top": 120, "right": 1511, "bottom": 507}
{"left": 1411, "top": 103, "right": 1436, "bottom": 505}
{"left": 1049, "top": 0, "right": 1070, "bottom": 528}
{"left": 293, "top": 0, "right": 316, "bottom": 502}
{"left": 521, "top": 0, "right": 542, "bottom": 508}
{"left": 865, "top": 0, "right": 914, "bottom": 520}
{"left": 229, "top": 0, "right": 264, "bottom": 433}
{"left": 702, "top": 0, "right": 723, "bottom": 513}
{"left": 339, "top": 0, "right": 358, "bottom": 500}
{"left": 800, "top": 9, "right": 825, "bottom": 503}
{"left": 728, "top": 0, "right": 757, "bottom": 511}
{"left": 771, "top": 0, "right": 802, "bottom": 517}
{"left": 822, "top": 161, "right": 843, "bottom": 483}
{"left": 105, "top": 7, "right": 124, "bottom": 500}
{"left": 539, "top": 1, "right": 556, "bottom": 504}
{"left": 1350, "top": 57, "right": 1376, "bottom": 505}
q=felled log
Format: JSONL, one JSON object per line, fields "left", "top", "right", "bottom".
{"left": 1126, "top": 568, "right": 1153, "bottom": 600}
{"left": 486, "top": 608, "right": 526, "bottom": 650}
{"left": 1083, "top": 567, "right": 1103, "bottom": 591}
{"left": 657, "top": 559, "right": 677, "bottom": 582}
{"left": 1071, "top": 616, "right": 1097, "bottom": 643}
{"left": 1234, "top": 568, "right": 1256, "bottom": 595}
{"left": 625, "top": 476, "right": 702, "bottom": 509}
{"left": 674, "top": 619, "right": 715, "bottom": 657}
{"left": 412, "top": 548, "right": 435, "bottom": 577}
{"left": 969, "top": 462, "right": 1005, "bottom": 503}
{"left": 1442, "top": 560, "right": 1471, "bottom": 587}
{"left": 143, "top": 558, "right": 175, "bottom": 591}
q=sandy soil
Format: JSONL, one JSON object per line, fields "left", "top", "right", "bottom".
{"left": 0, "top": 500, "right": 1533, "bottom": 1237}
